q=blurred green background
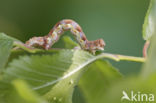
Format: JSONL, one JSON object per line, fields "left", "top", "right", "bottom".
{"left": 0, "top": 0, "right": 149, "bottom": 75}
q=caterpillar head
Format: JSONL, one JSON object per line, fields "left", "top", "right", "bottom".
{"left": 86, "top": 39, "right": 105, "bottom": 52}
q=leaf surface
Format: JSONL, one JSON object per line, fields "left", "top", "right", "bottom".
{"left": 143, "top": 0, "right": 156, "bottom": 40}
{"left": 0, "top": 33, "right": 14, "bottom": 72}
{"left": 3, "top": 50, "right": 121, "bottom": 103}
{"left": 0, "top": 80, "right": 46, "bottom": 103}
{"left": 78, "top": 60, "right": 122, "bottom": 103}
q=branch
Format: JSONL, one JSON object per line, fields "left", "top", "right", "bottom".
{"left": 97, "top": 53, "right": 145, "bottom": 62}
{"left": 143, "top": 40, "right": 150, "bottom": 57}
{"left": 12, "top": 41, "right": 145, "bottom": 62}
{"left": 12, "top": 41, "right": 62, "bottom": 53}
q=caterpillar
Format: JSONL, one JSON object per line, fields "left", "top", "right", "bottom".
{"left": 25, "top": 19, "right": 105, "bottom": 53}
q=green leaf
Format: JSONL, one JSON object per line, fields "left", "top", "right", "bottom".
{"left": 141, "top": 0, "right": 156, "bottom": 78}
{"left": 0, "top": 80, "right": 11, "bottom": 98}
{"left": 0, "top": 80, "right": 46, "bottom": 103}
{"left": 3, "top": 50, "right": 118, "bottom": 103}
{"left": 142, "top": 0, "right": 156, "bottom": 40}
{"left": 141, "top": 32, "right": 156, "bottom": 78}
{"left": 12, "top": 79, "right": 46, "bottom": 103}
{"left": 62, "top": 36, "right": 79, "bottom": 49}
{"left": 0, "top": 33, "right": 17, "bottom": 72}
{"left": 72, "top": 86, "right": 86, "bottom": 103}
{"left": 78, "top": 60, "right": 122, "bottom": 103}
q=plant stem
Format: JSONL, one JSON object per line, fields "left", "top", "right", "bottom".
{"left": 97, "top": 53, "right": 145, "bottom": 62}
{"left": 143, "top": 40, "right": 150, "bottom": 57}
{"left": 12, "top": 41, "right": 62, "bottom": 53}
{"left": 12, "top": 41, "right": 146, "bottom": 63}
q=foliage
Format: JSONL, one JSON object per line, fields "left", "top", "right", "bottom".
{"left": 143, "top": 0, "right": 156, "bottom": 40}
{"left": 0, "top": 0, "right": 156, "bottom": 103}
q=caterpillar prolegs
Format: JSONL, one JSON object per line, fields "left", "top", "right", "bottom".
{"left": 25, "top": 19, "right": 105, "bottom": 53}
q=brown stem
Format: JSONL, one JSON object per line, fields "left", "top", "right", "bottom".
{"left": 143, "top": 40, "right": 150, "bottom": 57}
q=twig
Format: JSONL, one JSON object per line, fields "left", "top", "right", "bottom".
{"left": 96, "top": 53, "right": 145, "bottom": 62}
{"left": 12, "top": 41, "right": 62, "bottom": 53}
{"left": 12, "top": 41, "right": 145, "bottom": 62}
{"left": 143, "top": 40, "right": 150, "bottom": 57}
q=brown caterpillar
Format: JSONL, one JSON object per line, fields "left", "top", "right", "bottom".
{"left": 25, "top": 19, "right": 105, "bottom": 53}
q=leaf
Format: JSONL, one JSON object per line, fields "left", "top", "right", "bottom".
{"left": 72, "top": 86, "right": 86, "bottom": 103}
{"left": 78, "top": 60, "right": 122, "bottom": 103}
{"left": 0, "top": 80, "right": 11, "bottom": 98}
{"left": 62, "top": 36, "right": 79, "bottom": 49}
{"left": 142, "top": 0, "right": 156, "bottom": 40}
{"left": 3, "top": 50, "right": 74, "bottom": 94}
{"left": 141, "top": 31, "right": 156, "bottom": 78}
{"left": 0, "top": 80, "right": 46, "bottom": 103}
{"left": 12, "top": 79, "right": 46, "bottom": 103}
{"left": 0, "top": 33, "right": 17, "bottom": 72}
{"left": 3, "top": 50, "right": 116, "bottom": 103}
